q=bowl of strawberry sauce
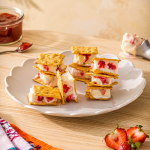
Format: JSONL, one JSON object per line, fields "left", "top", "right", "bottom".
{"left": 0, "top": 6, "right": 24, "bottom": 45}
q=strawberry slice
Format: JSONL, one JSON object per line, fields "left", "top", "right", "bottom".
{"left": 46, "top": 97, "right": 54, "bottom": 102}
{"left": 98, "top": 60, "right": 105, "bottom": 69}
{"left": 80, "top": 54, "right": 91, "bottom": 63}
{"left": 127, "top": 125, "right": 149, "bottom": 144}
{"left": 100, "top": 89, "right": 106, "bottom": 95}
{"left": 107, "top": 63, "right": 116, "bottom": 70}
{"left": 43, "top": 65, "right": 49, "bottom": 72}
{"left": 117, "top": 141, "right": 131, "bottom": 150}
{"left": 66, "top": 94, "right": 75, "bottom": 102}
{"left": 105, "top": 126, "right": 127, "bottom": 150}
{"left": 37, "top": 96, "right": 44, "bottom": 101}
{"left": 63, "top": 84, "right": 70, "bottom": 93}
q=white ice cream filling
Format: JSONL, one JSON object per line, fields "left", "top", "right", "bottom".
{"left": 91, "top": 76, "right": 114, "bottom": 85}
{"left": 90, "top": 89, "right": 111, "bottom": 99}
{"left": 29, "top": 87, "right": 57, "bottom": 103}
{"left": 73, "top": 54, "right": 96, "bottom": 66}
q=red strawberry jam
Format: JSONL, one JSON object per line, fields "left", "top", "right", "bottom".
{"left": 98, "top": 60, "right": 105, "bottom": 69}
{"left": 94, "top": 76, "right": 108, "bottom": 84}
{"left": 63, "top": 84, "right": 70, "bottom": 93}
{"left": 37, "top": 72, "right": 40, "bottom": 77}
{"left": 18, "top": 42, "right": 32, "bottom": 52}
{"left": 91, "top": 61, "right": 94, "bottom": 69}
{"left": 100, "top": 89, "right": 106, "bottom": 95}
{"left": 37, "top": 96, "right": 44, "bottom": 101}
{"left": 46, "top": 97, "right": 54, "bottom": 102}
{"left": 107, "top": 63, "right": 116, "bottom": 70}
{"left": 80, "top": 72, "right": 84, "bottom": 76}
{"left": 80, "top": 54, "right": 91, "bottom": 63}
{"left": 56, "top": 67, "right": 62, "bottom": 72}
{"left": 66, "top": 94, "right": 75, "bottom": 102}
{"left": 43, "top": 65, "right": 49, "bottom": 72}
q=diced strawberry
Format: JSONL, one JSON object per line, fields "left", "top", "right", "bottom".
{"left": 37, "top": 96, "right": 44, "bottom": 101}
{"left": 100, "top": 89, "right": 106, "bottom": 95}
{"left": 91, "top": 61, "right": 94, "bottom": 69}
{"left": 98, "top": 60, "right": 105, "bottom": 69}
{"left": 63, "top": 84, "right": 70, "bottom": 93}
{"left": 43, "top": 65, "right": 49, "bottom": 72}
{"left": 80, "top": 54, "right": 91, "bottom": 63}
{"left": 80, "top": 72, "right": 84, "bottom": 76}
{"left": 117, "top": 141, "right": 131, "bottom": 150}
{"left": 56, "top": 67, "right": 62, "bottom": 72}
{"left": 37, "top": 72, "right": 40, "bottom": 77}
{"left": 105, "top": 127, "right": 127, "bottom": 150}
{"left": 66, "top": 94, "right": 75, "bottom": 102}
{"left": 127, "top": 125, "right": 149, "bottom": 144}
{"left": 46, "top": 97, "right": 54, "bottom": 102}
{"left": 107, "top": 62, "right": 116, "bottom": 70}
{"left": 129, "top": 39, "right": 134, "bottom": 44}
{"left": 93, "top": 81, "right": 97, "bottom": 84}
{"left": 94, "top": 76, "right": 108, "bottom": 84}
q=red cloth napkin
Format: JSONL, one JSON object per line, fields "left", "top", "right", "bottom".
{"left": 10, "top": 123, "right": 63, "bottom": 150}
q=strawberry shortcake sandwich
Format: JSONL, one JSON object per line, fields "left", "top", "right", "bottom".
{"left": 85, "top": 86, "right": 112, "bottom": 100}
{"left": 28, "top": 85, "right": 61, "bottom": 105}
{"left": 34, "top": 53, "right": 67, "bottom": 75}
{"left": 71, "top": 46, "right": 98, "bottom": 66}
{"left": 91, "top": 58, "right": 121, "bottom": 76}
{"left": 57, "top": 70, "right": 78, "bottom": 104}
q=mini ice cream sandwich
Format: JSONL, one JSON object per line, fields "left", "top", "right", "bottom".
{"left": 71, "top": 46, "right": 98, "bottom": 66}
{"left": 33, "top": 67, "right": 57, "bottom": 87}
{"left": 69, "top": 63, "right": 91, "bottom": 83}
{"left": 57, "top": 70, "right": 78, "bottom": 104}
{"left": 85, "top": 86, "right": 112, "bottom": 100}
{"left": 86, "top": 73, "right": 118, "bottom": 87}
{"left": 91, "top": 58, "right": 121, "bottom": 76}
{"left": 34, "top": 53, "right": 67, "bottom": 75}
{"left": 28, "top": 85, "right": 61, "bottom": 105}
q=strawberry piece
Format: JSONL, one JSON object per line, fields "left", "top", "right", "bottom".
{"left": 43, "top": 65, "right": 49, "bottom": 72}
{"left": 66, "top": 94, "right": 75, "bottom": 102}
{"left": 56, "top": 67, "right": 62, "bottom": 72}
{"left": 100, "top": 89, "right": 106, "bottom": 95}
{"left": 107, "top": 62, "right": 116, "bottom": 70}
{"left": 80, "top": 54, "right": 91, "bottom": 63}
{"left": 105, "top": 127, "right": 127, "bottom": 150}
{"left": 37, "top": 72, "right": 40, "bottom": 77}
{"left": 94, "top": 76, "right": 108, "bottom": 84}
{"left": 46, "top": 97, "right": 54, "bottom": 102}
{"left": 117, "top": 141, "right": 131, "bottom": 150}
{"left": 63, "top": 84, "right": 70, "bottom": 93}
{"left": 98, "top": 60, "right": 105, "bottom": 69}
{"left": 37, "top": 96, "right": 44, "bottom": 101}
{"left": 91, "top": 61, "right": 94, "bottom": 69}
{"left": 80, "top": 72, "right": 84, "bottom": 76}
{"left": 127, "top": 125, "right": 149, "bottom": 144}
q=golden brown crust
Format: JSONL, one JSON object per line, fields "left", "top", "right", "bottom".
{"left": 87, "top": 86, "right": 112, "bottom": 90}
{"left": 91, "top": 69, "right": 119, "bottom": 77}
{"left": 57, "top": 70, "right": 65, "bottom": 104}
{"left": 73, "top": 77, "right": 90, "bottom": 84}
{"left": 93, "top": 57, "right": 121, "bottom": 62}
{"left": 69, "top": 63, "right": 91, "bottom": 72}
{"left": 71, "top": 46, "right": 98, "bottom": 54}
{"left": 33, "top": 85, "right": 61, "bottom": 99}
{"left": 28, "top": 95, "right": 57, "bottom": 105}
{"left": 86, "top": 72, "right": 118, "bottom": 79}
{"left": 85, "top": 89, "right": 110, "bottom": 100}
{"left": 87, "top": 81, "right": 118, "bottom": 87}
{"left": 33, "top": 65, "right": 66, "bottom": 75}
{"left": 34, "top": 53, "right": 65, "bottom": 66}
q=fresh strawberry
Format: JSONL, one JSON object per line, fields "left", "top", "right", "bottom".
{"left": 66, "top": 94, "right": 75, "bottom": 102}
{"left": 100, "top": 89, "right": 106, "bottom": 95}
{"left": 63, "top": 84, "right": 70, "bottom": 93}
{"left": 117, "top": 141, "right": 131, "bottom": 150}
{"left": 98, "top": 60, "right": 105, "bottom": 69}
{"left": 105, "top": 126, "right": 127, "bottom": 150}
{"left": 43, "top": 65, "right": 49, "bottom": 72}
{"left": 46, "top": 97, "right": 54, "bottom": 102}
{"left": 37, "top": 96, "right": 44, "bottom": 101}
{"left": 107, "top": 63, "right": 116, "bottom": 70}
{"left": 127, "top": 125, "right": 149, "bottom": 144}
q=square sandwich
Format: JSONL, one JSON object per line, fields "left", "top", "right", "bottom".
{"left": 28, "top": 85, "right": 61, "bottom": 105}
{"left": 57, "top": 70, "right": 78, "bottom": 104}
{"left": 71, "top": 46, "right": 98, "bottom": 66}
{"left": 34, "top": 53, "right": 67, "bottom": 75}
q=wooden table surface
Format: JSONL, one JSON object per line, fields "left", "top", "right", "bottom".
{"left": 0, "top": 30, "right": 150, "bottom": 150}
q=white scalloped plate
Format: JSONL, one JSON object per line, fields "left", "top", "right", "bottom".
{"left": 5, "top": 51, "right": 146, "bottom": 117}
